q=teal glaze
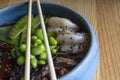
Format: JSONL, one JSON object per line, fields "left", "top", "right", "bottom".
{"left": 0, "top": 2, "right": 98, "bottom": 80}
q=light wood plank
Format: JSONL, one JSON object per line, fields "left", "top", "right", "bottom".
{"left": 96, "top": 0, "right": 120, "bottom": 80}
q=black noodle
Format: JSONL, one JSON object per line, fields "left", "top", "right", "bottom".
{"left": 0, "top": 50, "right": 87, "bottom": 80}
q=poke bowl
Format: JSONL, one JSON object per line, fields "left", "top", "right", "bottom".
{"left": 0, "top": 2, "right": 98, "bottom": 80}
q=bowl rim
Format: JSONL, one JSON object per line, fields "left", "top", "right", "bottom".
{"left": 0, "top": 2, "right": 98, "bottom": 80}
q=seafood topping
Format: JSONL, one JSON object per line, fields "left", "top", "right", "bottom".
{"left": 48, "top": 17, "right": 80, "bottom": 34}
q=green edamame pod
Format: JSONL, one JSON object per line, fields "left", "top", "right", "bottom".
{"left": 0, "top": 26, "right": 19, "bottom": 46}
{"left": 31, "top": 58, "right": 37, "bottom": 68}
{"left": 17, "top": 55, "right": 25, "bottom": 66}
{"left": 31, "top": 35, "right": 37, "bottom": 41}
{"left": 20, "top": 16, "right": 39, "bottom": 43}
{"left": 31, "top": 43, "right": 38, "bottom": 48}
{"left": 20, "top": 30, "right": 27, "bottom": 44}
{"left": 38, "top": 44, "right": 46, "bottom": 51}
{"left": 32, "top": 16, "right": 40, "bottom": 29}
{"left": 19, "top": 44, "right": 26, "bottom": 53}
{"left": 36, "top": 29, "right": 43, "bottom": 40}
{"left": 34, "top": 39, "right": 42, "bottom": 45}
{"left": 9, "top": 16, "right": 28, "bottom": 39}
{"left": 31, "top": 16, "right": 41, "bottom": 34}
{"left": 50, "top": 45, "right": 56, "bottom": 50}
{"left": 30, "top": 54, "right": 35, "bottom": 59}
{"left": 48, "top": 37, "right": 57, "bottom": 45}
{"left": 40, "top": 52, "right": 47, "bottom": 60}
{"left": 51, "top": 49, "right": 57, "bottom": 54}
{"left": 37, "top": 60, "right": 46, "bottom": 65}
{"left": 31, "top": 46, "right": 45, "bottom": 55}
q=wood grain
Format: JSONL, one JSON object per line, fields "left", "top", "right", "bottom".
{"left": 96, "top": 0, "right": 120, "bottom": 80}
{"left": 0, "top": 0, "right": 120, "bottom": 80}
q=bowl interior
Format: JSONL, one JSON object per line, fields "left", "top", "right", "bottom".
{"left": 0, "top": 2, "right": 93, "bottom": 79}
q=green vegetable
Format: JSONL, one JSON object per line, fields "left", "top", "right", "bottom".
{"left": 37, "top": 60, "right": 46, "bottom": 65}
{"left": 31, "top": 43, "right": 38, "bottom": 48}
{"left": 36, "top": 29, "right": 43, "bottom": 40}
{"left": 0, "top": 15, "right": 58, "bottom": 69}
{"left": 32, "top": 16, "right": 40, "bottom": 28}
{"left": 51, "top": 49, "right": 57, "bottom": 54}
{"left": 31, "top": 16, "right": 40, "bottom": 33}
{"left": 38, "top": 44, "right": 46, "bottom": 51}
{"left": 0, "top": 26, "right": 19, "bottom": 46}
{"left": 9, "top": 16, "right": 28, "bottom": 40}
{"left": 20, "top": 30, "right": 27, "bottom": 44}
{"left": 30, "top": 54, "right": 35, "bottom": 59}
{"left": 40, "top": 52, "right": 47, "bottom": 60}
{"left": 19, "top": 44, "right": 26, "bottom": 53}
{"left": 31, "top": 58, "right": 37, "bottom": 68}
{"left": 31, "top": 46, "right": 45, "bottom": 55}
{"left": 48, "top": 37, "right": 57, "bottom": 45}
{"left": 31, "top": 35, "right": 37, "bottom": 41}
{"left": 17, "top": 55, "right": 25, "bottom": 66}
{"left": 50, "top": 45, "right": 56, "bottom": 50}
{"left": 20, "top": 16, "right": 40, "bottom": 43}
{"left": 34, "top": 39, "right": 42, "bottom": 45}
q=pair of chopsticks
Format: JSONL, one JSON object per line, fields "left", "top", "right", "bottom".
{"left": 24, "top": 0, "right": 57, "bottom": 80}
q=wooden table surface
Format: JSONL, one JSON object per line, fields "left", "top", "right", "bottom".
{"left": 0, "top": 0, "right": 120, "bottom": 80}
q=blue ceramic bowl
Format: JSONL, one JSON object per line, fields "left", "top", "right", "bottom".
{"left": 0, "top": 2, "right": 98, "bottom": 80}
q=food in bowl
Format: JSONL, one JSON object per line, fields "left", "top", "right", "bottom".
{"left": 0, "top": 15, "right": 90, "bottom": 80}
{"left": 0, "top": 2, "right": 99, "bottom": 80}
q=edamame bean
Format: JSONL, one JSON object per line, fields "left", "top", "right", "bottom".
{"left": 34, "top": 39, "right": 42, "bottom": 45}
{"left": 17, "top": 55, "right": 25, "bottom": 66}
{"left": 40, "top": 52, "right": 47, "bottom": 60}
{"left": 31, "top": 46, "right": 44, "bottom": 55}
{"left": 51, "top": 49, "right": 57, "bottom": 54}
{"left": 37, "top": 60, "right": 46, "bottom": 65}
{"left": 36, "top": 29, "right": 43, "bottom": 40}
{"left": 50, "top": 45, "right": 56, "bottom": 50}
{"left": 30, "top": 54, "right": 35, "bottom": 59}
{"left": 31, "top": 35, "right": 37, "bottom": 41}
{"left": 19, "top": 44, "right": 26, "bottom": 53}
{"left": 31, "top": 43, "right": 38, "bottom": 48}
{"left": 48, "top": 37, "right": 57, "bottom": 45}
{"left": 31, "top": 58, "right": 37, "bottom": 68}
{"left": 38, "top": 44, "right": 46, "bottom": 51}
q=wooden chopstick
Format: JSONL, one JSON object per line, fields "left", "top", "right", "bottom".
{"left": 36, "top": 0, "right": 57, "bottom": 80}
{"left": 24, "top": 0, "right": 32, "bottom": 80}
{"left": 24, "top": 0, "right": 57, "bottom": 80}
